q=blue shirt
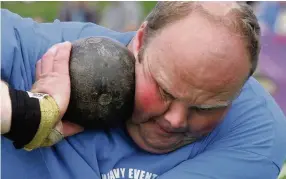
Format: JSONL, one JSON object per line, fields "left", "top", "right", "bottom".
{"left": 1, "top": 9, "right": 286, "bottom": 179}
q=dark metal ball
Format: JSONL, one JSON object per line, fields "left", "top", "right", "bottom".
{"left": 62, "top": 37, "right": 135, "bottom": 129}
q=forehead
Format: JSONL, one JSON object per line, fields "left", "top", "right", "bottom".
{"left": 145, "top": 12, "right": 250, "bottom": 104}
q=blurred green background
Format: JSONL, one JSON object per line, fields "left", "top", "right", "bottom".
{"left": 1, "top": 1, "right": 157, "bottom": 22}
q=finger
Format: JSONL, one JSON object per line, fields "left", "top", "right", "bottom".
{"left": 36, "top": 59, "right": 42, "bottom": 81}
{"left": 40, "top": 121, "right": 64, "bottom": 147}
{"left": 62, "top": 121, "right": 84, "bottom": 137}
{"left": 53, "top": 121, "right": 63, "bottom": 135}
{"left": 41, "top": 45, "right": 58, "bottom": 74}
{"left": 30, "top": 82, "right": 38, "bottom": 93}
{"left": 53, "top": 42, "right": 72, "bottom": 75}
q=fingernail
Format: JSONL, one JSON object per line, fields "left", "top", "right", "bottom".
{"left": 62, "top": 41, "right": 71, "bottom": 47}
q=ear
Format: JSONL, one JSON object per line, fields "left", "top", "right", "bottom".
{"left": 132, "top": 21, "right": 148, "bottom": 62}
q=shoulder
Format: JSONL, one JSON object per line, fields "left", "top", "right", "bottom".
{"left": 223, "top": 77, "right": 285, "bottom": 133}
{"left": 231, "top": 77, "right": 285, "bottom": 128}
{"left": 65, "top": 128, "right": 136, "bottom": 159}
{"left": 1, "top": 9, "right": 135, "bottom": 90}
{"left": 208, "top": 77, "right": 286, "bottom": 167}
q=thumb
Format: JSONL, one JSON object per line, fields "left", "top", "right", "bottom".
{"left": 62, "top": 121, "right": 84, "bottom": 137}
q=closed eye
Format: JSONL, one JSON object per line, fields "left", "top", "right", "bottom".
{"left": 192, "top": 107, "right": 214, "bottom": 112}
{"left": 159, "top": 87, "right": 175, "bottom": 101}
{"left": 191, "top": 105, "right": 227, "bottom": 113}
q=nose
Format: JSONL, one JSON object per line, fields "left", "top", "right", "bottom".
{"left": 163, "top": 101, "right": 188, "bottom": 132}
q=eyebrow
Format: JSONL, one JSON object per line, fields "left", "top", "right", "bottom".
{"left": 158, "top": 80, "right": 231, "bottom": 110}
{"left": 160, "top": 82, "right": 231, "bottom": 110}
{"left": 189, "top": 103, "right": 230, "bottom": 110}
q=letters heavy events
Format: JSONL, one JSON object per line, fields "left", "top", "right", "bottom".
{"left": 101, "top": 168, "right": 158, "bottom": 179}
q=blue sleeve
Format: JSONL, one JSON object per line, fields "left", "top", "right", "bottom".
{"left": 1, "top": 9, "right": 133, "bottom": 91}
{"left": 159, "top": 78, "right": 286, "bottom": 179}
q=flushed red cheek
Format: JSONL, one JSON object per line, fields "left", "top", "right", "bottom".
{"left": 200, "top": 120, "right": 218, "bottom": 134}
{"left": 136, "top": 82, "right": 164, "bottom": 114}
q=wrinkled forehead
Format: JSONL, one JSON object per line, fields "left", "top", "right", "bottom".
{"left": 145, "top": 41, "right": 248, "bottom": 105}
{"left": 150, "top": 57, "right": 240, "bottom": 105}
{"left": 143, "top": 10, "right": 250, "bottom": 104}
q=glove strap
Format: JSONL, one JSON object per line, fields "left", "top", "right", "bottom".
{"left": 4, "top": 88, "right": 41, "bottom": 149}
{"left": 24, "top": 93, "right": 60, "bottom": 151}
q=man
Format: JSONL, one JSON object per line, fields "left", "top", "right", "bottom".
{"left": 59, "top": 2, "right": 99, "bottom": 24}
{"left": 1, "top": 2, "right": 286, "bottom": 179}
{"left": 100, "top": 1, "right": 144, "bottom": 32}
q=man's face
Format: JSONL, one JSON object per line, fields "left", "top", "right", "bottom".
{"left": 127, "top": 12, "right": 250, "bottom": 154}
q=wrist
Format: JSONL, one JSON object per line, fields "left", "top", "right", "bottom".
{"left": 24, "top": 93, "right": 60, "bottom": 151}
{"left": 3, "top": 87, "right": 61, "bottom": 150}
{"left": 3, "top": 88, "right": 41, "bottom": 149}
{"left": 1, "top": 82, "right": 12, "bottom": 134}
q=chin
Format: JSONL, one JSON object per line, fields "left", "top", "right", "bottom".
{"left": 126, "top": 121, "right": 183, "bottom": 154}
{"left": 142, "top": 136, "right": 185, "bottom": 154}
{"left": 138, "top": 143, "right": 178, "bottom": 154}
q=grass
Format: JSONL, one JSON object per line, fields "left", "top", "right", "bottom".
{"left": 1, "top": 1, "right": 61, "bottom": 22}
{"left": 1, "top": 1, "right": 157, "bottom": 22}
{"left": 279, "top": 163, "right": 286, "bottom": 179}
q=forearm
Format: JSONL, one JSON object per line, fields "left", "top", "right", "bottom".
{"left": 1, "top": 80, "right": 12, "bottom": 134}
{"left": 1, "top": 80, "right": 61, "bottom": 150}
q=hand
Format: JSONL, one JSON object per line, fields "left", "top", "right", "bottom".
{"left": 33, "top": 42, "right": 71, "bottom": 118}
{"left": 32, "top": 42, "right": 83, "bottom": 138}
